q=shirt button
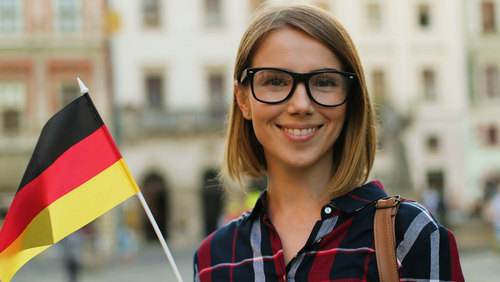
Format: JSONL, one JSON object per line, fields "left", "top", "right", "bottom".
{"left": 321, "top": 203, "right": 335, "bottom": 219}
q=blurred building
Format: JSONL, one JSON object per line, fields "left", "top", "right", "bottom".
{"left": 0, "top": 0, "right": 115, "bottom": 256}
{"left": 328, "top": 0, "right": 499, "bottom": 223}
{"left": 335, "top": 0, "right": 500, "bottom": 223}
{"left": 465, "top": 0, "right": 500, "bottom": 210}
{"left": 108, "top": 0, "right": 260, "bottom": 246}
{"left": 110, "top": 0, "right": 500, "bottom": 247}
{"left": 1, "top": 0, "right": 499, "bottom": 250}
{"left": 337, "top": 0, "right": 470, "bottom": 224}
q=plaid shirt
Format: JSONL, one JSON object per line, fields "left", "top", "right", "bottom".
{"left": 194, "top": 181, "right": 464, "bottom": 282}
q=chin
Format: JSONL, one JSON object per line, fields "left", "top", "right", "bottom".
{"left": 284, "top": 157, "right": 318, "bottom": 169}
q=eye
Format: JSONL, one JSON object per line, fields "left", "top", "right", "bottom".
{"left": 264, "top": 77, "right": 287, "bottom": 87}
{"left": 254, "top": 70, "right": 292, "bottom": 88}
{"left": 310, "top": 73, "right": 344, "bottom": 89}
{"left": 314, "top": 78, "right": 337, "bottom": 87}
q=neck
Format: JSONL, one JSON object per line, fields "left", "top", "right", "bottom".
{"left": 265, "top": 163, "right": 333, "bottom": 218}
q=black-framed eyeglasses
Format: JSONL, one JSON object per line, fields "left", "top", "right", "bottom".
{"left": 240, "top": 67, "right": 357, "bottom": 107}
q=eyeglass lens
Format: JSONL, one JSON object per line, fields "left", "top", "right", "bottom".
{"left": 252, "top": 69, "right": 348, "bottom": 106}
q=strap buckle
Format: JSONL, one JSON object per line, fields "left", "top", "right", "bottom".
{"left": 375, "top": 195, "right": 403, "bottom": 209}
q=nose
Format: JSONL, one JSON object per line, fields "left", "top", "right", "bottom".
{"left": 287, "top": 82, "right": 314, "bottom": 116}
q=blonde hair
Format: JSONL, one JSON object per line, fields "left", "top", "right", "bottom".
{"left": 224, "top": 4, "right": 376, "bottom": 197}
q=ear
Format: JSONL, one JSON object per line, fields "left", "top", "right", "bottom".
{"left": 234, "top": 80, "right": 252, "bottom": 120}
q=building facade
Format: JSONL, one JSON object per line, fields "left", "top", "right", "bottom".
{"left": 111, "top": 0, "right": 498, "bottom": 247}
{"left": 341, "top": 0, "right": 470, "bottom": 223}
{"left": 2, "top": 0, "right": 498, "bottom": 250}
{"left": 109, "top": 0, "right": 255, "bottom": 246}
{"left": 465, "top": 0, "right": 500, "bottom": 209}
{"left": 0, "top": 0, "right": 114, "bottom": 255}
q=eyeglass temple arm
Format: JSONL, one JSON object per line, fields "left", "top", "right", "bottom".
{"left": 239, "top": 69, "right": 249, "bottom": 83}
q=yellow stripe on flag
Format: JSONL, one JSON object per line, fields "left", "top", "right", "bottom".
{"left": 0, "top": 159, "right": 139, "bottom": 282}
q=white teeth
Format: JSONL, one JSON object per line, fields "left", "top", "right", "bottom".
{"left": 283, "top": 127, "right": 318, "bottom": 136}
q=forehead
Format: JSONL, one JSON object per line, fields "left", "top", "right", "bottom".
{"left": 250, "top": 28, "right": 343, "bottom": 72}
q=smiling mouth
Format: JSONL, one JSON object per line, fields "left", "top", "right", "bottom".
{"left": 279, "top": 125, "right": 322, "bottom": 136}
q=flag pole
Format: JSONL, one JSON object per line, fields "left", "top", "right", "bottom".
{"left": 137, "top": 192, "right": 184, "bottom": 282}
{"left": 77, "top": 78, "right": 184, "bottom": 282}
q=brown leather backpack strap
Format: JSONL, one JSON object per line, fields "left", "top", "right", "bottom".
{"left": 374, "top": 195, "right": 403, "bottom": 282}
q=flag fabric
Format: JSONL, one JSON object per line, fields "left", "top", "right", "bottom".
{"left": 0, "top": 93, "right": 140, "bottom": 282}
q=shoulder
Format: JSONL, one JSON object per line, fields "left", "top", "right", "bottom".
{"left": 195, "top": 210, "right": 254, "bottom": 263}
{"left": 394, "top": 200, "right": 457, "bottom": 259}
{"left": 395, "top": 200, "right": 442, "bottom": 233}
{"left": 394, "top": 200, "right": 448, "bottom": 241}
{"left": 391, "top": 200, "right": 464, "bottom": 280}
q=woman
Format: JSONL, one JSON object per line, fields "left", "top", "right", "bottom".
{"left": 194, "top": 4, "right": 463, "bottom": 281}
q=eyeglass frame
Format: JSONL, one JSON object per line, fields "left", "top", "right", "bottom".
{"left": 239, "top": 67, "right": 357, "bottom": 107}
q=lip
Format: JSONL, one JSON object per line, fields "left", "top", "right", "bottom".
{"left": 277, "top": 124, "right": 323, "bottom": 142}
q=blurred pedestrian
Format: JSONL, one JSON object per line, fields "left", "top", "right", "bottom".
{"left": 488, "top": 184, "right": 500, "bottom": 251}
{"left": 117, "top": 226, "right": 138, "bottom": 263}
{"left": 422, "top": 188, "right": 439, "bottom": 215}
{"left": 60, "top": 229, "right": 84, "bottom": 282}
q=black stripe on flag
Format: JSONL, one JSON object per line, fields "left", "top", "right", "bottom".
{"left": 17, "top": 94, "right": 104, "bottom": 191}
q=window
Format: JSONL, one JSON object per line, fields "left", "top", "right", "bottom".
{"left": 422, "top": 69, "right": 437, "bottom": 101}
{"left": 418, "top": 4, "right": 431, "bottom": 28}
{"left": 427, "top": 171, "right": 444, "bottom": 194}
{"left": 487, "top": 125, "right": 499, "bottom": 146}
{"left": 478, "top": 124, "right": 499, "bottom": 146}
{"left": 425, "top": 170, "right": 445, "bottom": 220}
{"left": 482, "top": 1, "right": 496, "bottom": 33}
{"left": 143, "top": 0, "right": 161, "bottom": 28}
{"left": 372, "top": 69, "right": 386, "bottom": 103}
{"left": 59, "top": 83, "right": 80, "bottom": 108}
{"left": 3, "top": 109, "right": 20, "bottom": 131}
{"left": 486, "top": 65, "right": 500, "bottom": 99}
{"left": 0, "top": 82, "right": 26, "bottom": 133}
{"left": 367, "top": 3, "right": 382, "bottom": 31}
{"left": 426, "top": 135, "right": 439, "bottom": 152}
{"left": 205, "top": 0, "right": 222, "bottom": 27}
{"left": 207, "top": 69, "right": 226, "bottom": 117}
{"left": 54, "top": 0, "right": 81, "bottom": 33}
{"left": 145, "top": 74, "right": 164, "bottom": 110}
{"left": 0, "top": 0, "right": 22, "bottom": 33}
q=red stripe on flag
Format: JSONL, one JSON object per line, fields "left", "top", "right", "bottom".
{"left": 0, "top": 125, "right": 120, "bottom": 253}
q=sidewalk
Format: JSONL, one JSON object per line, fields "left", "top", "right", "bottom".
{"left": 14, "top": 243, "right": 196, "bottom": 282}
{"left": 12, "top": 218, "right": 495, "bottom": 282}
{"left": 14, "top": 243, "right": 500, "bottom": 282}
{"left": 450, "top": 217, "right": 494, "bottom": 252}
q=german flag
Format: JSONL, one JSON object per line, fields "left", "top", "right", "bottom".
{"left": 0, "top": 93, "right": 140, "bottom": 282}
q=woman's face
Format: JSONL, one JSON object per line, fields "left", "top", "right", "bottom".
{"left": 236, "top": 28, "right": 346, "bottom": 173}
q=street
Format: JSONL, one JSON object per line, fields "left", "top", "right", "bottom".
{"left": 11, "top": 244, "right": 500, "bottom": 281}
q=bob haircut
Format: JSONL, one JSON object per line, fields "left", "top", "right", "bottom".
{"left": 224, "top": 4, "right": 377, "bottom": 197}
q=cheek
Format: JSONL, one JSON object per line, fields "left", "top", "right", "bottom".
{"left": 327, "top": 106, "right": 346, "bottom": 125}
{"left": 326, "top": 107, "right": 347, "bottom": 141}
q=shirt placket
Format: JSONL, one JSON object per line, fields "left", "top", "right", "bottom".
{"left": 262, "top": 214, "right": 289, "bottom": 282}
{"left": 263, "top": 215, "right": 335, "bottom": 282}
